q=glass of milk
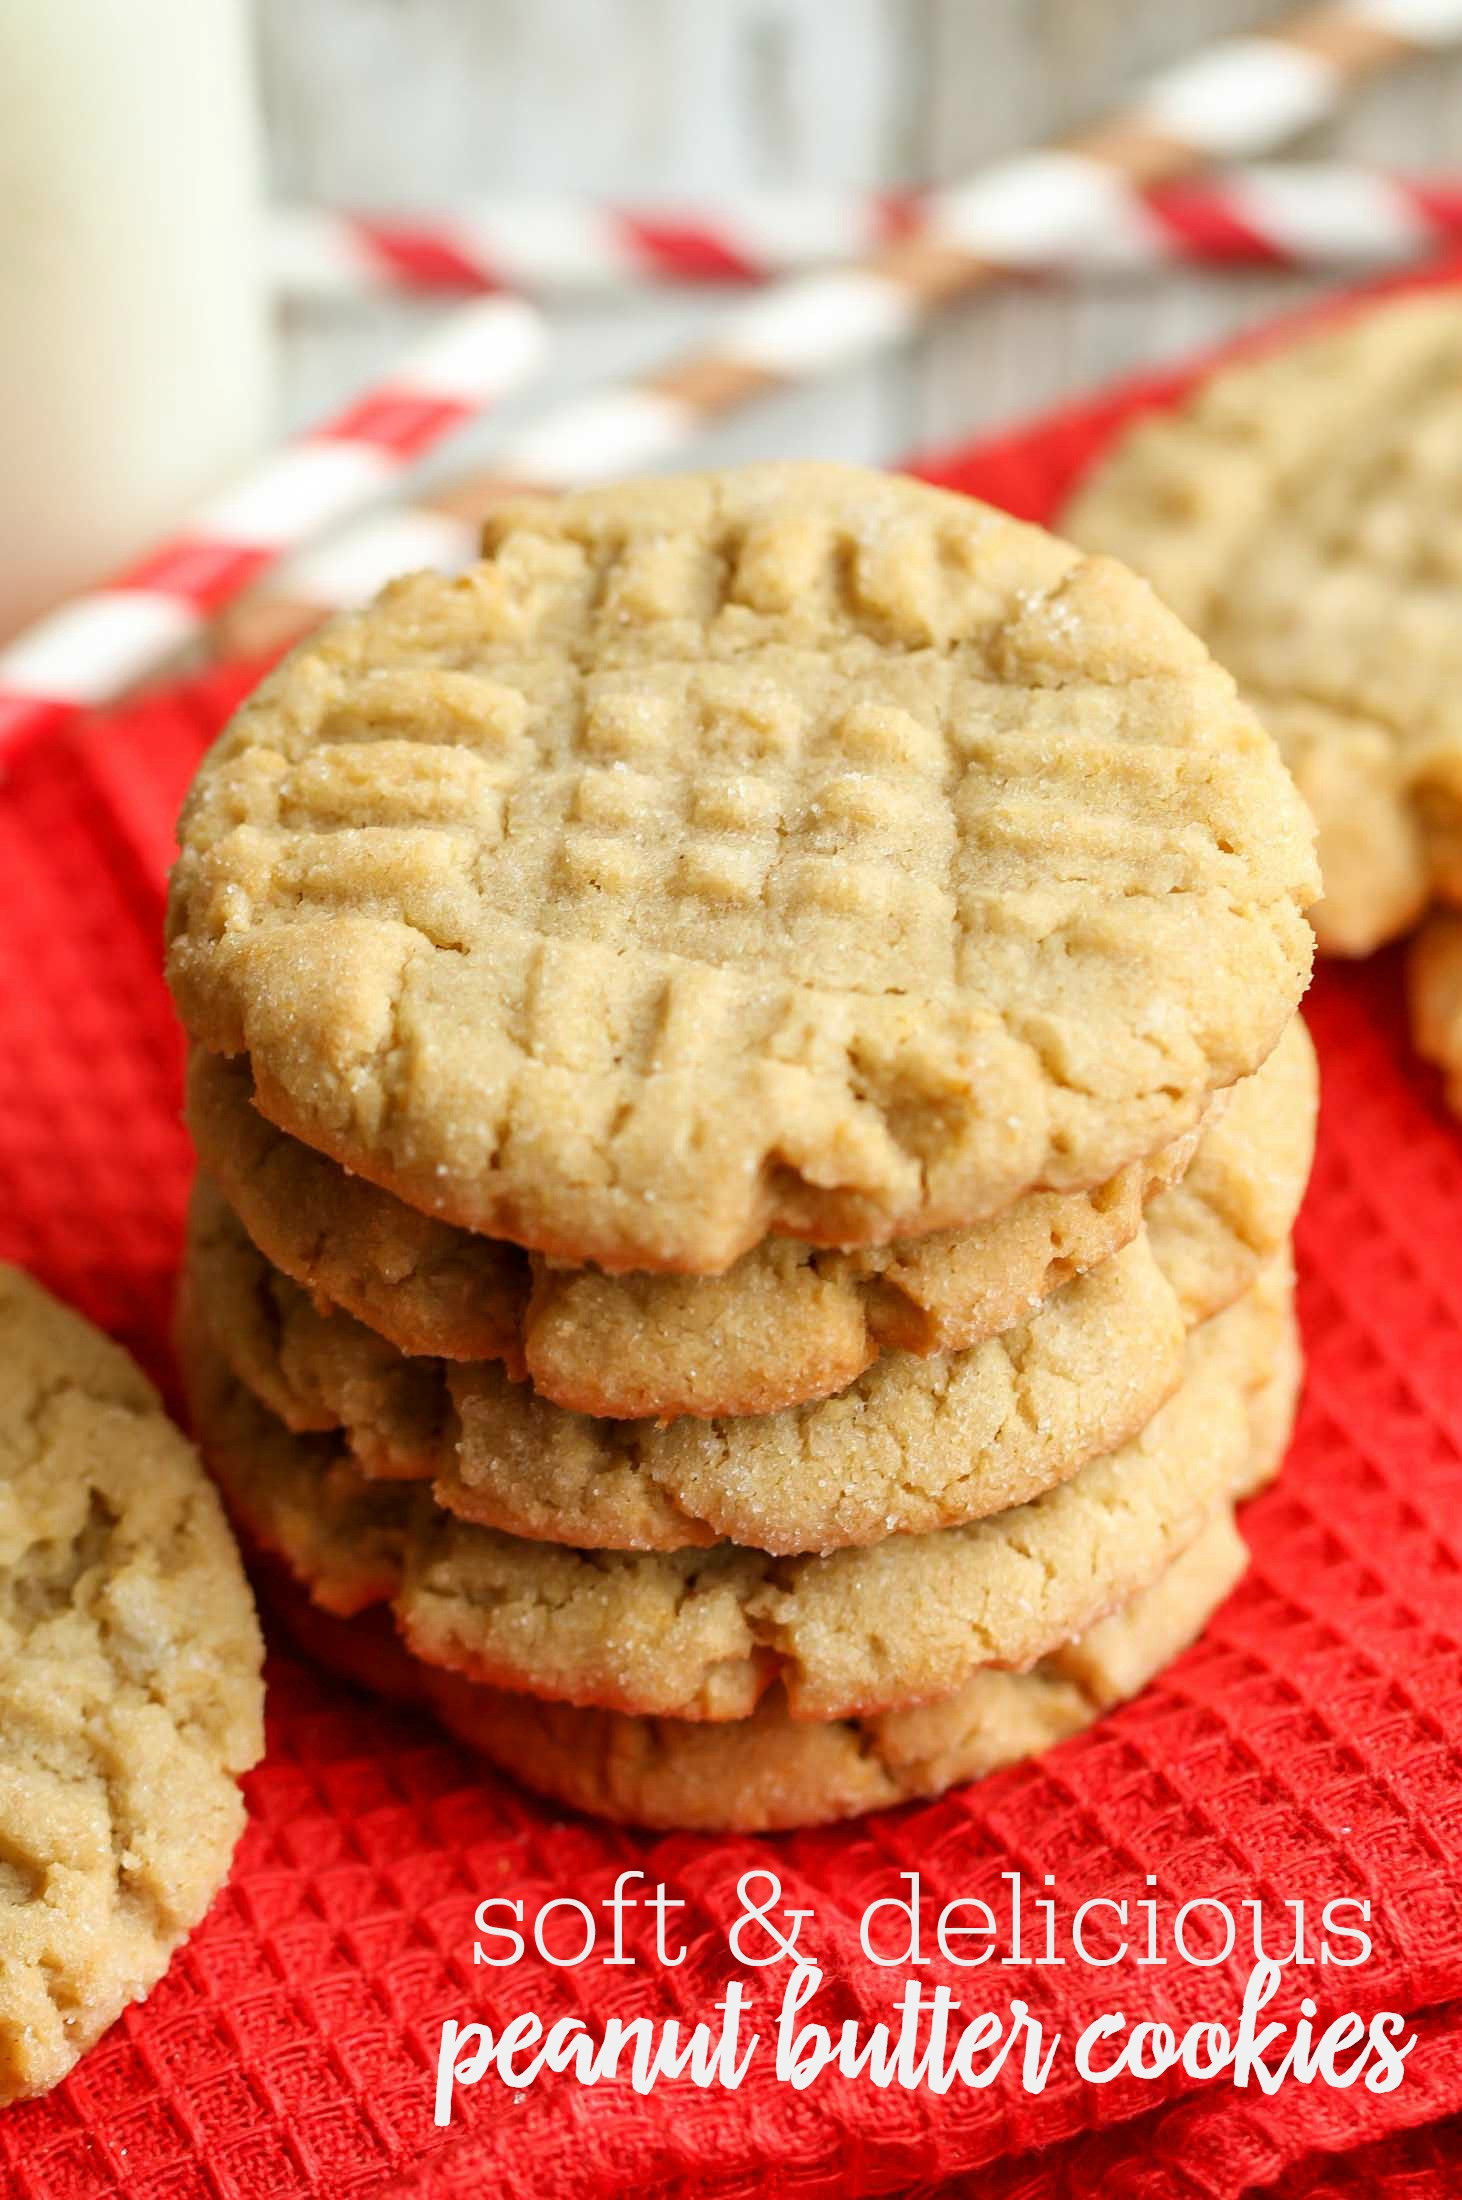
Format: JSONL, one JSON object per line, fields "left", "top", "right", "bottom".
{"left": 0, "top": 0, "right": 272, "bottom": 640}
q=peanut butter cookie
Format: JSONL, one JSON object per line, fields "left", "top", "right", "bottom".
{"left": 184, "top": 1015, "right": 1315, "bottom": 1417}
{"left": 264, "top": 1508, "right": 1248, "bottom": 1832}
{"left": 0, "top": 1267, "right": 263, "bottom": 2103}
{"left": 168, "top": 463, "right": 1315, "bottom": 1272}
{"left": 182, "top": 1016, "right": 1311, "bottom": 1553}
{"left": 180, "top": 1254, "right": 1296, "bottom": 1723}
{"left": 1066, "top": 293, "right": 1462, "bottom": 957}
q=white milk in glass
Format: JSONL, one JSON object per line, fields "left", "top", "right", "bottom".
{"left": 0, "top": 0, "right": 271, "bottom": 639}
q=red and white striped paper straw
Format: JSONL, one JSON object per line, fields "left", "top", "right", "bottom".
{"left": 272, "top": 166, "right": 1462, "bottom": 297}
{"left": 11, "top": 0, "right": 1462, "bottom": 727}
{"left": 0, "top": 295, "right": 547, "bottom": 761}
{"left": 270, "top": 192, "right": 914, "bottom": 296}
{"left": 1144, "top": 163, "right": 1462, "bottom": 266}
{"left": 219, "top": 0, "right": 1462, "bottom": 658}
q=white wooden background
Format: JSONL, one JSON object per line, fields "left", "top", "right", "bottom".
{"left": 257, "top": 0, "right": 1462, "bottom": 486}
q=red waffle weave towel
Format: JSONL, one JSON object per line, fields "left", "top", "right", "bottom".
{"left": 3, "top": 287, "right": 1461, "bottom": 2200}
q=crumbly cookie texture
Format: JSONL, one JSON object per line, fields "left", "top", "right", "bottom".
{"left": 187, "top": 1043, "right": 1197, "bottom": 1411}
{"left": 167, "top": 462, "right": 1316, "bottom": 1274}
{"left": 185, "top": 1017, "right": 1313, "bottom": 1416}
{"left": 187, "top": 1049, "right": 530, "bottom": 1369}
{"left": 190, "top": 1178, "right": 1187, "bottom": 1552}
{"left": 264, "top": 1508, "right": 1247, "bottom": 1833}
{"left": 187, "top": 1180, "right": 452, "bottom": 1484}
{"left": 1408, "top": 909, "right": 1462, "bottom": 1112}
{"left": 1148, "top": 1012, "right": 1315, "bottom": 1329}
{"left": 0, "top": 1265, "right": 264, "bottom": 2105}
{"left": 182, "top": 1015, "right": 1312, "bottom": 1553}
{"left": 1065, "top": 293, "right": 1462, "bottom": 958}
{"left": 179, "top": 1253, "right": 1297, "bottom": 1723}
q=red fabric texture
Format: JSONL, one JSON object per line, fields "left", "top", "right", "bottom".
{"left": 3, "top": 280, "right": 1462, "bottom": 2197}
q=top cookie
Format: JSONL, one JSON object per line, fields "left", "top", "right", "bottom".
{"left": 0, "top": 1266, "right": 264, "bottom": 2103}
{"left": 1065, "top": 293, "right": 1462, "bottom": 958}
{"left": 167, "top": 463, "right": 1316, "bottom": 1273}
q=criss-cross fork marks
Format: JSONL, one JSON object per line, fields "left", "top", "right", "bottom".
{"left": 166, "top": 468, "right": 1315, "bottom": 1267}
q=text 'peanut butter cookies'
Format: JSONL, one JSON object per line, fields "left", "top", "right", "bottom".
{"left": 1065, "top": 293, "right": 1462, "bottom": 958}
{"left": 167, "top": 462, "right": 1316, "bottom": 1275}
{"left": 180, "top": 1254, "right": 1297, "bottom": 1724}
{"left": 186, "top": 1015, "right": 1316, "bottom": 1419}
{"left": 0, "top": 1266, "right": 264, "bottom": 2105}
{"left": 263, "top": 1509, "right": 1248, "bottom": 1833}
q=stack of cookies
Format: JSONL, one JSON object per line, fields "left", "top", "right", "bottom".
{"left": 167, "top": 464, "right": 1320, "bottom": 1832}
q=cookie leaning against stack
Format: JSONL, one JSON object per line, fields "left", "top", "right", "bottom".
{"left": 167, "top": 461, "right": 1319, "bottom": 1831}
